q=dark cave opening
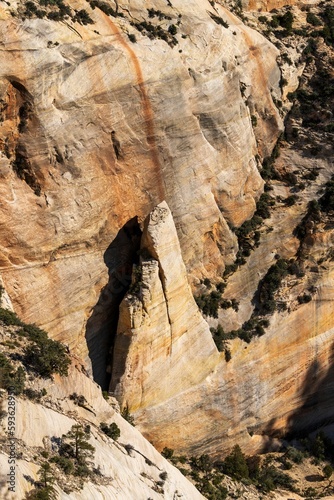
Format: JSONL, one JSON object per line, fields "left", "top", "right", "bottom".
{"left": 85, "top": 217, "right": 142, "bottom": 390}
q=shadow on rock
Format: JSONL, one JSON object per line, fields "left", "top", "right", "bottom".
{"left": 85, "top": 217, "right": 141, "bottom": 389}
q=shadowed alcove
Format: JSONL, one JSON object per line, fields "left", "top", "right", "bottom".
{"left": 85, "top": 217, "right": 142, "bottom": 389}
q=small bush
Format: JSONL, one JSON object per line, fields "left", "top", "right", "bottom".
{"left": 74, "top": 9, "right": 94, "bottom": 25}
{"left": 284, "top": 446, "right": 305, "bottom": 464}
{"left": 209, "top": 12, "right": 229, "bottom": 28}
{"left": 121, "top": 405, "right": 135, "bottom": 426}
{"left": 24, "top": 388, "right": 45, "bottom": 401}
{"left": 255, "top": 258, "right": 288, "bottom": 315}
{"left": 297, "top": 293, "right": 312, "bottom": 304}
{"left": 161, "top": 447, "right": 174, "bottom": 459}
{"left": 0, "top": 354, "right": 25, "bottom": 395}
{"left": 221, "top": 445, "right": 249, "bottom": 480}
{"left": 50, "top": 455, "right": 75, "bottom": 474}
{"left": 284, "top": 195, "right": 298, "bottom": 206}
{"left": 251, "top": 115, "right": 257, "bottom": 127}
{"left": 0, "top": 308, "right": 23, "bottom": 327}
{"left": 168, "top": 24, "right": 177, "bottom": 35}
{"left": 100, "top": 422, "right": 120, "bottom": 440}
{"left": 24, "top": 339, "right": 70, "bottom": 378}
{"left": 306, "top": 12, "right": 322, "bottom": 26}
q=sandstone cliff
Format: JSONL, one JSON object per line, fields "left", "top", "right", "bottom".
{"left": 1, "top": 0, "right": 334, "bottom": 488}
{"left": 0, "top": 0, "right": 282, "bottom": 366}
{"left": 111, "top": 201, "right": 220, "bottom": 411}
{"left": 110, "top": 191, "right": 334, "bottom": 458}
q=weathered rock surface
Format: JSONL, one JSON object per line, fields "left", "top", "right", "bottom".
{"left": 111, "top": 197, "right": 334, "bottom": 459}
{"left": 0, "top": 362, "right": 205, "bottom": 499}
{"left": 1, "top": 0, "right": 333, "bottom": 479}
{"left": 0, "top": 0, "right": 282, "bottom": 363}
{"left": 111, "top": 202, "right": 220, "bottom": 411}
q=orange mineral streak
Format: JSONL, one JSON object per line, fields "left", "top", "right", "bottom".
{"left": 103, "top": 16, "right": 165, "bottom": 202}
{"left": 241, "top": 27, "right": 278, "bottom": 118}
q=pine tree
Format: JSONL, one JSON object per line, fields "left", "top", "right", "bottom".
{"left": 62, "top": 424, "right": 95, "bottom": 465}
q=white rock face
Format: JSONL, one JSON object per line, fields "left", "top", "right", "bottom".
{"left": 0, "top": 365, "right": 205, "bottom": 499}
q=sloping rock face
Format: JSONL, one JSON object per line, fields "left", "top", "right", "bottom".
{"left": 0, "top": 362, "right": 205, "bottom": 499}
{"left": 0, "top": 0, "right": 282, "bottom": 363}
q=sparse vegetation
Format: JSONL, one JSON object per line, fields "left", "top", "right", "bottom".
{"left": 0, "top": 307, "right": 70, "bottom": 392}
{"left": 100, "top": 422, "right": 120, "bottom": 440}
{"left": 60, "top": 424, "right": 95, "bottom": 475}
{"left": 0, "top": 353, "right": 25, "bottom": 394}
{"left": 208, "top": 12, "right": 229, "bottom": 29}
{"left": 306, "top": 12, "right": 322, "bottom": 27}
{"left": 251, "top": 114, "right": 257, "bottom": 127}
{"left": 121, "top": 404, "right": 135, "bottom": 426}
{"left": 255, "top": 258, "right": 289, "bottom": 315}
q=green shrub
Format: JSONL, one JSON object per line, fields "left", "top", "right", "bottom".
{"left": 284, "top": 446, "right": 305, "bottom": 464}
{"left": 24, "top": 486, "right": 57, "bottom": 499}
{"left": 279, "top": 11, "right": 294, "bottom": 32}
{"left": 251, "top": 115, "right": 257, "bottom": 127}
{"left": 24, "top": 388, "right": 45, "bottom": 401}
{"left": 195, "top": 290, "right": 221, "bottom": 318}
{"left": 321, "top": 7, "right": 334, "bottom": 46}
{"left": 297, "top": 293, "right": 312, "bottom": 304}
{"left": 209, "top": 13, "right": 229, "bottom": 28}
{"left": 100, "top": 422, "right": 120, "bottom": 440}
{"left": 319, "top": 176, "right": 334, "bottom": 212}
{"left": 284, "top": 195, "right": 298, "bottom": 206}
{"left": 24, "top": 338, "right": 70, "bottom": 378}
{"left": 323, "top": 464, "right": 333, "bottom": 479}
{"left": 221, "top": 445, "right": 249, "bottom": 480}
{"left": 258, "top": 465, "right": 295, "bottom": 492}
{"left": 306, "top": 12, "right": 322, "bottom": 26}
{"left": 161, "top": 447, "right": 174, "bottom": 459}
{"left": 50, "top": 455, "right": 75, "bottom": 474}
{"left": 121, "top": 404, "right": 135, "bottom": 426}
{"left": 74, "top": 9, "right": 94, "bottom": 25}
{"left": 294, "top": 199, "right": 321, "bottom": 240}
{"left": 0, "top": 353, "right": 25, "bottom": 394}
{"left": 255, "top": 258, "right": 288, "bottom": 315}
{"left": 168, "top": 24, "right": 177, "bottom": 35}
{"left": 0, "top": 308, "right": 23, "bottom": 327}
{"left": 203, "top": 277, "right": 211, "bottom": 288}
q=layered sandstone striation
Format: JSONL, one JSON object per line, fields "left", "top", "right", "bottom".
{"left": 0, "top": 360, "right": 205, "bottom": 499}
{"left": 111, "top": 195, "right": 334, "bottom": 458}
{"left": 111, "top": 202, "right": 220, "bottom": 411}
{"left": 2, "top": 0, "right": 333, "bottom": 471}
{"left": 0, "top": 0, "right": 282, "bottom": 363}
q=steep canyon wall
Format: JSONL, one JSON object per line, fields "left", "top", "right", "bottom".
{"left": 1, "top": 0, "right": 333, "bottom": 462}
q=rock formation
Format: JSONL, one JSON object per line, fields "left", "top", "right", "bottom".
{"left": 0, "top": 0, "right": 334, "bottom": 491}
{"left": 0, "top": 358, "right": 205, "bottom": 499}
{"left": 111, "top": 194, "right": 334, "bottom": 459}
{"left": 111, "top": 201, "right": 220, "bottom": 411}
{"left": 0, "top": 0, "right": 282, "bottom": 366}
